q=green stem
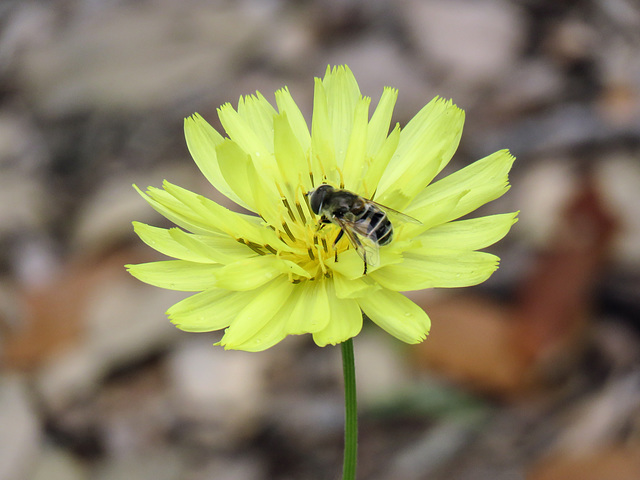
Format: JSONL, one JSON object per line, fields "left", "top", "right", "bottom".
{"left": 341, "top": 338, "right": 358, "bottom": 480}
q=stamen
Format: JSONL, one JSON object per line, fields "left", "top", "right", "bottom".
{"left": 295, "top": 202, "right": 307, "bottom": 224}
{"left": 282, "top": 222, "right": 296, "bottom": 242}
{"left": 281, "top": 197, "right": 296, "bottom": 222}
{"left": 275, "top": 182, "right": 297, "bottom": 222}
{"left": 239, "top": 238, "right": 266, "bottom": 255}
{"left": 264, "top": 244, "right": 277, "bottom": 255}
{"left": 321, "top": 237, "right": 328, "bottom": 253}
{"left": 305, "top": 154, "right": 315, "bottom": 187}
{"left": 307, "top": 247, "right": 315, "bottom": 260}
{"left": 316, "top": 153, "right": 327, "bottom": 179}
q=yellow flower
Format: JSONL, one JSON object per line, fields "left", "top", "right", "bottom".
{"left": 127, "top": 65, "right": 517, "bottom": 351}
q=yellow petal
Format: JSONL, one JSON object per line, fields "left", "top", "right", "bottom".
{"left": 217, "top": 102, "right": 275, "bottom": 170}
{"left": 167, "top": 288, "right": 252, "bottom": 332}
{"left": 126, "top": 260, "right": 221, "bottom": 291}
{"left": 323, "top": 65, "right": 362, "bottom": 169}
{"left": 275, "top": 86, "right": 311, "bottom": 153}
{"left": 220, "top": 277, "right": 296, "bottom": 348}
{"left": 212, "top": 255, "right": 309, "bottom": 291}
{"left": 134, "top": 184, "right": 222, "bottom": 236}
{"left": 310, "top": 77, "right": 337, "bottom": 183}
{"left": 313, "top": 280, "right": 362, "bottom": 346}
{"left": 370, "top": 250, "right": 500, "bottom": 291}
{"left": 357, "top": 289, "right": 430, "bottom": 344}
{"left": 216, "top": 138, "right": 259, "bottom": 210}
{"left": 236, "top": 92, "right": 277, "bottom": 155}
{"left": 274, "top": 112, "right": 310, "bottom": 196}
{"left": 375, "top": 97, "right": 465, "bottom": 210}
{"left": 342, "top": 96, "right": 371, "bottom": 191}
{"left": 160, "top": 181, "right": 289, "bottom": 251}
{"left": 362, "top": 123, "right": 400, "bottom": 198}
{"left": 133, "top": 222, "right": 218, "bottom": 263}
{"left": 416, "top": 212, "right": 519, "bottom": 251}
{"left": 230, "top": 312, "right": 288, "bottom": 352}
{"left": 367, "top": 86, "right": 398, "bottom": 157}
{"left": 408, "top": 149, "right": 515, "bottom": 223}
{"left": 184, "top": 113, "right": 250, "bottom": 210}
{"left": 285, "top": 278, "right": 330, "bottom": 334}
{"left": 333, "top": 271, "right": 379, "bottom": 299}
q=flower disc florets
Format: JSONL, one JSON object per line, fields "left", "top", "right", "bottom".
{"left": 127, "top": 65, "right": 517, "bottom": 351}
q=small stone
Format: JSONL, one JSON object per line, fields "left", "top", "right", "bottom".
{"left": 0, "top": 375, "right": 42, "bottom": 480}
{"left": 167, "top": 337, "right": 267, "bottom": 445}
{"left": 401, "top": 0, "right": 526, "bottom": 86}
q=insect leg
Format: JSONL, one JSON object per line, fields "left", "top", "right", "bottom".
{"left": 346, "top": 231, "right": 367, "bottom": 275}
{"left": 333, "top": 229, "right": 344, "bottom": 262}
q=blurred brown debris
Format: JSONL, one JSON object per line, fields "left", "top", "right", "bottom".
{"left": 413, "top": 170, "right": 619, "bottom": 398}
{"left": 529, "top": 444, "right": 640, "bottom": 480}
{"left": 1, "top": 249, "right": 142, "bottom": 371}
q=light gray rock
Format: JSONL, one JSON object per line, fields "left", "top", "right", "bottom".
{"left": 93, "top": 448, "right": 182, "bottom": 480}
{"left": 0, "top": 375, "right": 42, "bottom": 480}
{"left": 511, "top": 156, "right": 580, "bottom": 249}
{"left": 167, "top": 337, "right": 268, "bottom": 445}
{"left": 353, "top": 331, "right": 411, "bottom": 405}
{"left": 15, "top": 1, "right": 268, "bottom": 114}
{"left": 35, "top": 276, "right": 183, "bottom": 411}
{"left": 595, "top": 154, "right": 640, "bottom": 265}
{"left": 30, "top": 445, "right": 89, "bottom": 480}
{"left": 401, "top": 0, "right": 526, "bottom": 88}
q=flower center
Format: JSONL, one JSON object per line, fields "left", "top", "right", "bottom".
{"left": 268, "top": 184, "right": 348, "bottom": 281}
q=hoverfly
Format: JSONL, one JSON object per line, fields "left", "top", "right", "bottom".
{"left": 307, "top": 184, "right": 420, "bottom": 274}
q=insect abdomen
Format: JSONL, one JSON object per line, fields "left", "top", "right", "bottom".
{"left": 365, "top": 210, "right": 393, "bottom": 245}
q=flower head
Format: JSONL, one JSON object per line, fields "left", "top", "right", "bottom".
{"left": 127, "top": 65, "right": 517, "bottom": 351}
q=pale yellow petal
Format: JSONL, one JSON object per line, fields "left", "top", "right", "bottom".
{"left": 274, "top": 112, "right": 311, "bottom": 196}
{"left": 342, "top": 96, "right": 371, "bottom": 191}
{"left": 375, "top": 97, "right": 465, "bottom": 210}
{"left": 236, "top": 92, "right": 277, "bottom": 154}
{"left": 220, "top": 277, "right": 296, "bottom": 348}
{"left": 323, "top": 65, "right": 361, "bottom": 169}
{"left": 362, "top": 124, "right": 400, "bottom": 198}
{"left": 370, "top": 250, "right": 500, "bottom": 291}
{"left": 333, "top": 271, "right": 380, "bottom": 299}
{"left": 285, "top": 278, "right": 330, "bottom": 334}
{"left": 134, "top": 184, "right": 222, "bottom": 236}
{"left": 217, "top": 102, "right": 275, "bottom": 171}
{"left": 167, "top": 288, "right": 251, "bottom": 332}
{"left": 184, "top": 113, "right": 250, "bottom": 209}
{"left": 313, "top": 280, "right": 362, "bottom": 346}
{"left": 310, "top": 77, "right": 337, "bottom": 183}
{"left": 212, "top": 255, "right": 309, "bottom": 291}
{"left": 407, "top": 149, "right": 515, "bottom": 223}
{"left": 126, "top": 260, "right": 221, "bottom": 291}
{"left": 357, "top": 289, "right": 430, "bottom": 344}
{"left": 415, "top": 212, "right": 519, "bottom": 251}
{"left": 275, "top": 86, "right": 311, "bottom": 153}
{"left": 367, "top": 87, "right": 398, "bottom": 157}
{"left": 132, "top": 222, "right": 219, "bottom": 263}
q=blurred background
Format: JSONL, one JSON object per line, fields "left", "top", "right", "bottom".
{"left": 1, "top": 0, "right": 640, "bottom": 479}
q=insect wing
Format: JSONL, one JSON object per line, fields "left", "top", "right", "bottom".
{"left": 368, "top": 200, "right": 422, "bottom": 225}
{"left": 334, "top": 216, "right": 380, "bottom": 267}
